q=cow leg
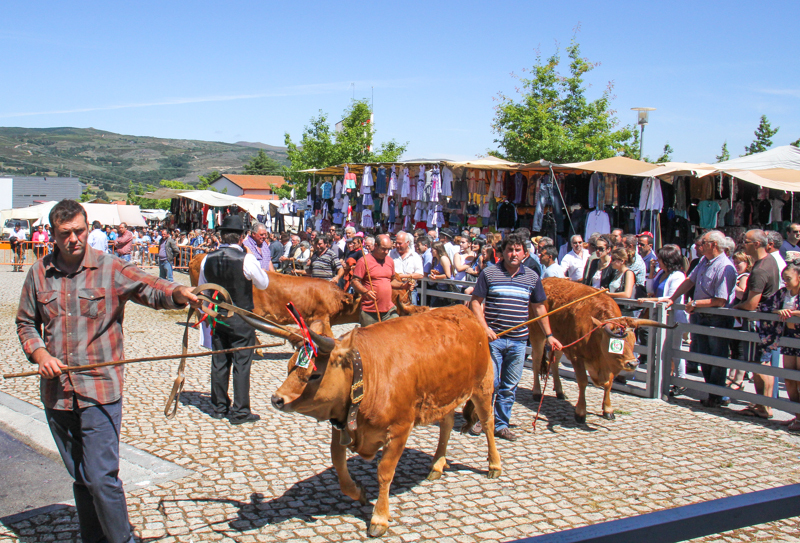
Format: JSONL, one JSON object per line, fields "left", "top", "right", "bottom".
{"left": 368, "top": 426, "right": 411, "bottom": 538}
{"left": 428, "top": 411, "right": 454, "bottom": 480}
{"left": 471, "top": 389, "right": 502, "bottom": 479}
{"left": 551, "top": 356, "right": 566, "bottom": 400}
{"left": 330, "top": 429, "right": 367, "bottom": 506}
{"left": 602, "top": 373, "right": 616, "bottom": 420}
{"left": 529, "top": 334, "right": 545, "bottom": 401}
{"left": 323, "top": 316, "right": 333, "bottom": 338}
{"left": 572, "top": 359, "right": 589, "bottom": 424}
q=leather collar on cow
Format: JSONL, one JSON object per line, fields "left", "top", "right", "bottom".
{"left": 330, "top": 348, "right": 364, "bottom": 447}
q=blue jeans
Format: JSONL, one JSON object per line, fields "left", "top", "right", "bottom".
{"left": 489, "top": 337, "right": 527, "bottom": 431}
{"left": 159, "top": 259, "right": 173, "bottom": 282}
{"left": 46, "top": 400, "right": 135, "bottom": 543}
{"left": 118, "top": 253, "right": 131, "bottom": 262}
{"left": 532, "top": 177, "right": 563, "bottom": 232}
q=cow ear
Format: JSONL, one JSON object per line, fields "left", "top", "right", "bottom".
{"left": 591, "top": 316, "right": 603, "bottom": 327}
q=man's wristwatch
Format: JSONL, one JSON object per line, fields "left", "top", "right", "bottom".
{"left": 545, "top": 333, "right": 553, "bottom": 338}
{"left": 691, "top": 300, "right": 697, "bottom": 309}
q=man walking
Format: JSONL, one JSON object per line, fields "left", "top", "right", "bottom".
{"left": 157, "top": 227, "right": 179, "bottom": 282}
{"left": 197, "top": 215, "right": 269, "bottom": 424}
{"left": 469, "top": 233, "right": 562, "bottom": 441}
{"left": 113, "top": 222, "right": 134, "bottom": 262}
{"left": 16, "top": 199, "right": 199, "bottom": 543}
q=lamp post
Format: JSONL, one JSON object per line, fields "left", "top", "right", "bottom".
{"left": 631, "top": 107, "right": 656, "bottom": 160}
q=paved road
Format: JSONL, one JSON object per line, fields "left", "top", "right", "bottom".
{"left": 0, "top": 265, "right": 798, "bottom": 542}
{"left": 0, "top": 428, "right": 73, "bottom": 522}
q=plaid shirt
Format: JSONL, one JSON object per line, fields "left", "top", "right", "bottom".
{"left": 16, "top": 246, "right": 180, "bottom": 410}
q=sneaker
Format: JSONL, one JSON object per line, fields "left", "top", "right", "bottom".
{"left": 494, "top": 427, "right": 518, "bottom": 441}
{"left": 230, "top": 413, "right": 261, "bottom": 425}
{"left": 468, "top": 421, "right": 482, "bottom": 436}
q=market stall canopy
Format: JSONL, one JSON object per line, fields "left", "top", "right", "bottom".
{"left": 178, "top": 190, "right": 272, "bottom": 220}
{"left": 79, "top": 204, "right": 147, "bottom": 228}
{"left": 711, "top": 145, "right": 800, "bottom": 171}
{"left": 558, "top": 156, "right": 655, "bottom": 176}
{"left": 141, "top": 209, "right": 169, "bottom": 221}
{"left": 141, "top": 188, "right": 186, "bottom": 200}
{"left": 636, "top": 162, "right": 718, "bottom": 179}
{"left": 712, "top": 168, "right": 800, "bottom": 192}
{"left": 0, "top": 201, "right": 57, "bottom": 224}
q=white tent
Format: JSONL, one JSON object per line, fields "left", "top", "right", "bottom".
{"left": 712, "top": 145, "right": 800, "bottom": 171}
{"left": 1, "top": 201, "right": 58, "bottom": 226}
{"left": 178, "top": 190, "right": 273, "bottom": 220}
{"left": 0, "top": 202, "right": 147, "bottom": 227}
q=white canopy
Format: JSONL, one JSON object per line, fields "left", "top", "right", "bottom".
{"left": 0, "top": 202, "right": 147, "bottom": 227}
{"left": 178, "top": 190, "right": 272, "bottom": 220}
{"left": 1, "top": 201, "right": 58, "bottom": 225}
{"left": 712, "top": 145, "right": 800, "bottom": 171}
{"left": 636, "top": 162, "right": 718, "bottom": 179}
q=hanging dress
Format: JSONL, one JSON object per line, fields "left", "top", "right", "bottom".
{"left": 401, "top": 167, "right": 411, "bottom": 198}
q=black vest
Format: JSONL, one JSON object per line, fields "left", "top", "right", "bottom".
{"left": 204, "top": 246, "right": 254, "bottom": 312}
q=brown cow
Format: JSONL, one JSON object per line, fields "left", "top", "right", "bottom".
{"left": 529, "top": 278, "right": 673, "bottom": 423}
{"left": 188, "top": 253, "right": 361, "bottom": 335}
{"left": 250, "top": 306, "right": 501, "bottom": 538}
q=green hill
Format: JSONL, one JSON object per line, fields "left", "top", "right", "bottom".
{"left": 0, "top": 127, "right": 289, "bottom": 194}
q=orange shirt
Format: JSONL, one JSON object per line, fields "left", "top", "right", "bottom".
{"left": 353, "top": 253, "right": 395, "bottom": 313}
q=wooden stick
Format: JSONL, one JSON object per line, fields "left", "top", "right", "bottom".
{"left": 3, "top": 342, "right": 283, "bottom": 379}
{"left": 496, "top": 288, "right": 609, "bottom": 338}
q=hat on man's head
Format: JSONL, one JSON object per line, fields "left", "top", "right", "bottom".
{"left": 218, "top": 215, "right": 245, "bottom": 233}
{"left": 439, "top": 228, "right": 454, "bottom": 239}
{"left": 637, "top": 231, "right": 654, "bottom": 239}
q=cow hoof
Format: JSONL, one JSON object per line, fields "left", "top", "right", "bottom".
{"left": 487, "top": 468, "right": 502, "bottom": 479}
{"left": 574, "top": 414, "right": 586, "bottom": 424}
{"left": 556, "top": 392, "right": 567, "bottom": 400}
{"left": 603, "top": 412, "right": 616, "bottom": 420}
{"left": 427, "top": 470, "right": 443, "bottom": 481}
{"left": 356, "top": 482, "right": 368, "bottom": 506}
{"left": 532, "top": 393, "right": 542, "bottom": 401}
{"left": 368, "top": 522, "right": 388, "bottom": 538}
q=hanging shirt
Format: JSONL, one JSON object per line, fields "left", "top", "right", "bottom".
{"left": 321, "top": 181, "right": 332, "bottom": 199}
{"left": 584, "top": 210, "right": 611, "bottom": 238}
{"left": 639, "top": 177, "right": 663, "bottom": 211}
{"left": 697, "top": 200, "right": 721, "bottom": 229}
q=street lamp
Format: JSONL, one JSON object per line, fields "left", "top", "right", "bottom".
{"left": 631, "top": 107, "right": 656, "bottom": 160}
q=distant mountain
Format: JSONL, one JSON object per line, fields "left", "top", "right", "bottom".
{"left": 0, "top": 127, "right": 289, "bottom": 193}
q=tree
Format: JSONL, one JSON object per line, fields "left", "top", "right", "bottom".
{"left": 158, "top": 179, "right": 191, "bottom": 190}
{"left": 744, "top": 115, "right": 779, "bottom": 155}
{"left": 284, "top": 99, "right": 408, "bottom": 198}
{"left": 654, "top": 143, "right": 673, "bottom": 163}
{"left": 716, "top": 141, "right": 730, "bottom": 162}
{"left": 243, "top": 150, "right": 283, "bottom": 176}
{"left": 491, "top": 37, "right": 635, "bottom": 163}
{"left": 198, "top": 170, "right": 221, "bottom": 189}
{"left": 791, "top": 137, "right": 800, "bottom": 148}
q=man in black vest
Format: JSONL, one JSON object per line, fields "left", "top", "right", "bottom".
{"left": 198, "top": 215, "right": 269, "bottom": 424}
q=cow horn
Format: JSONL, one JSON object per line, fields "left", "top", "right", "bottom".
{"left": 601, "top": 323, "right": 626, "bottom": 338}
{"left": 307, "top": 329, "right": 336, "bottom": 354}
{"left": 631, "top": 318, "right": 678, "bottom": 330}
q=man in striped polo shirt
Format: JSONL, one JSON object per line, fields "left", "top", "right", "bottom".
{"left": 469, "top": 232, "right": 562, "bottom": 441}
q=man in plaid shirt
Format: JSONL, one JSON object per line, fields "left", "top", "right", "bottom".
{"left": 16, "top": 199, "right": 199, "bottom": 543}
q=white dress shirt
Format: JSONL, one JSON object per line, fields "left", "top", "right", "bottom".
{"left": 561, "top": 249, "right": 589, "bottom": 281}
{"left": 87, "top": 228, "right": 109, "bottom": 253}
{"left": 390, "top": 249, "right": 424, "bottom": 277}
{"left": 198, "top": 244, "right": 269, "bottom": 290}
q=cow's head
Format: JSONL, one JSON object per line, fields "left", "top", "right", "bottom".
{"left": 590, "top": 316, "right": 676, "bottom": 374}
{"left": 242, "top": 315, "right": 354, "bottom": 423}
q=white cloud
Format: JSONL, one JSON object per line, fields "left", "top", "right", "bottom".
{"left": 0, "top": 78, "right": 418, "bottom": 119}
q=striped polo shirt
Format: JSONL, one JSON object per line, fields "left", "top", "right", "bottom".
{"left": 472, "top": 261, "right": 547, "bottom": 340}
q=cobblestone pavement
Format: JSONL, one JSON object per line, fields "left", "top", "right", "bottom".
{"left": 0, "top": 266, "right": 798, "bottom": 542}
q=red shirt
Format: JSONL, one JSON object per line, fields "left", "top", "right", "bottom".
{"left": 114, "top": 230, "right": 134, "bottom": 255}
{"left": 353, "top": 253, "right": 395, "bottom": 313}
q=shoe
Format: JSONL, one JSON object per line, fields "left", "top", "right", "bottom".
{"left": 210, "top": 411, "right": 227, "bottom": 420}
{"left": 494, "top": 427, "right": 518, "bottom": 441}
{"left": 739, "top": 405, "right": 773, "bottom": 419}
{"left": 669, "top": 385, "right": 687, "bottom": 397}
{"left": 468, "top": 421, "right": 482, "bottom": 436}
{"left": 230, "top": 413, "right": 261, "bottom": 425}
{"left": 700, "top": 398, "right": 722, "bottom": 408}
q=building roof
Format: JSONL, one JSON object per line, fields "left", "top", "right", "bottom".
{"left": 218, "top": 174, "right": 285, "bottom": 191}
{"left": 239, "top": 194, "right": 279, "bottom": 200}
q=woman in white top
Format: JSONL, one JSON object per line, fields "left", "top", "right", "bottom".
{"left": 640, "top": 245, "right": 688, "bottom": 391}
{"left": 453, "top": 236, "right": 476, "bottom": 282}
{"left": 295, "top": 241, "right": 312, "bottom": 271}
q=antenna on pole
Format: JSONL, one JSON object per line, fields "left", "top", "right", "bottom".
{"left": 351, "top": 82, "right": 354, "bottom": 100}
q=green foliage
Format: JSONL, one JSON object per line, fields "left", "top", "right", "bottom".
{"left": 791, "top": 137, "right": 800, "bottom": 148}
{"left": 491, "top": 37, "right": 635, "bottom": 163}
{"left": 654, "top": 143, "right": 673, "bottom": 163}
{"left": 284, "top": 99, "right": 408, "bottom": 198}
{"left": 243, "top": 150, "right": 284, "bottom": 176}
{"left": 198, "top": 170, "right": 222, "bottom": 189}
{"left": 159, "top": 179, "right": 192, "bottom": 189}
{"left": 95, "top": 190, "right": 109, "bottom": 201}
{"left": 744, "top": 115, "right": 779, "bottom": 155}
{"left": 716, "top": 141, "right": 730, "bottom": 162}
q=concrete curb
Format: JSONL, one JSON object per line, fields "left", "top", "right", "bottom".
{"left": 0, "top": 391, "right": 193, "bottom": 522}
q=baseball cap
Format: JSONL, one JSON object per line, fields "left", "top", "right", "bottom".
{"left": 637, "top": 231, "right": 654, "bottom": 238}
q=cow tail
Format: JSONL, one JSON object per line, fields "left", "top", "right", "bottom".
{"left": 460, "top": 400, "right": 478, "bottom": 433}
{"left": 538, "top": 351, "right": 550, "bottom": 379}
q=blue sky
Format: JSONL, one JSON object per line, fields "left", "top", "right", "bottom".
{"left": 2, "top": 1, "right": 798, "bottom": 164}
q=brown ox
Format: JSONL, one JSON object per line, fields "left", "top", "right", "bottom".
{"left": 188, "top": 253, "right": 428, "bottom": 330}
{"left": 188, "top": 253, "right": 361, "bottom": 335}
{"left": 529, "top": 278, "right": 673, "bottom": 423}
{"left": 251, "top": 306, "right": 500, "bottom": 538}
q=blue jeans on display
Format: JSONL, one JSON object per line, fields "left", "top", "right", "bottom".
{"left": 690, "top": 314, "right": 733, "bottom": 402}
{"left": 489, "top": 337, "right": 528, "bottom": 431}
{"left": 46, "top": 400, "right": 135, "bottom": 543}
{"left": 159, "top": 259, "right": 173, "bottom": 282}
{"left": 532, "top": 178, "right": 563, "bottom": 232}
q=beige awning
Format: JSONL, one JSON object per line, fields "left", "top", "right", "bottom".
{"left": 558, "top": 156, "right": 655, "bottom": 176}
{"left": 709, "top": 168, "right": 800, "bottom": 192}
{"left": 636, "top": 162, "right": 718, "bottom": 179}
